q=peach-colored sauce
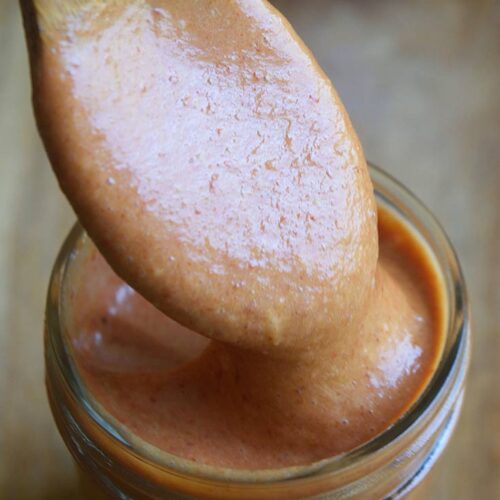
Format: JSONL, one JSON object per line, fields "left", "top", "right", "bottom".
{"left": 23, "top": 0, "right": 445, "bottom": 471}
{"left": 24, "top": 0, "right": 377, "bottom": 351}
{"left": 64, "top": 208, "right": 444, "bottom": 469}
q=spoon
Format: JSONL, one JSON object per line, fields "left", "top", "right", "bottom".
{"left": 20, "top": 0, "right": 377, "bottom": 353}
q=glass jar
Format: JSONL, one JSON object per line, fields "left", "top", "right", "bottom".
{"left": 45, "top": 164, "right": 470, "bottom": 499}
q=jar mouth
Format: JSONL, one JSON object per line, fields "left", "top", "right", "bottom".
{"left": 46, "top": 163, "right": 470, "bottom": 484}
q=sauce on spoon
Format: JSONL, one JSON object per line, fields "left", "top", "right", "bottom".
{"left": 22, "top": 0, "right": 445, "bottom": 470}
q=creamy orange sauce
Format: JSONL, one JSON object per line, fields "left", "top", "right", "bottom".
{"left": 25, "top": 0, "right": 377, "bottom": 351}
{"left": 65, "top": 208, "right": 444, "bottom": 469}
{"left": 22, "top": 0, "right": 445, "bottom": 471}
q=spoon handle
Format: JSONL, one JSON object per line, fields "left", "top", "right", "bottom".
{"left": 19, "top": 0, "right": 110, "bottom": 59}
{"left": 20, "top": 1, "right": 89, "bottom": 34}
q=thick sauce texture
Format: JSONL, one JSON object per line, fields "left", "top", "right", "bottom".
{"left": 26, "top": 0, "right": 377, "bottom": 351}
{"left": 66, "top": 208, "right": 444, "bottom": 469}
{"left": 22, "top": 0, "right": 446, "bottom": 471}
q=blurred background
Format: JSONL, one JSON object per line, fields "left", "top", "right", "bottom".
{"left": 0, "top": 0, "right": 498, "bottom": 498}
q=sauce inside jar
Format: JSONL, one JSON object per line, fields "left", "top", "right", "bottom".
{"left": 64, "top": 205, "right": 445, "bottom": 469}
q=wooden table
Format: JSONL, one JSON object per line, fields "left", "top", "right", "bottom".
{"left": 0, "top": 0, "right": 498, "bottom": 498}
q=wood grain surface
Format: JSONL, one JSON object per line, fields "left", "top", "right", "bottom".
{"left": 0, "top": 0, "right": 498, "bottom": 498}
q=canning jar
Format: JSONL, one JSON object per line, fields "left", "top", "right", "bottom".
{"left": 45, "top": 165, "right": 470, "bottom": 499}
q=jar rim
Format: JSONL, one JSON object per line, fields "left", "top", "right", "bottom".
{"left": 45, "top": 163, "right": 470, "bottom": 488}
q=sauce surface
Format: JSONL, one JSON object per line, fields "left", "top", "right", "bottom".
{"left": 27, "top": 0, "right": 377, "bottom": 351}
{"left": 23, "top": 0, "right": 446, "bottom": 472}
{"left": 66, "top": 207, "right": 444, "bottom": 469}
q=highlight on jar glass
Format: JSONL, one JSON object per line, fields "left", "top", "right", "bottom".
{"left": 45, "top": 164, "right": 470, "bottom": 500}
